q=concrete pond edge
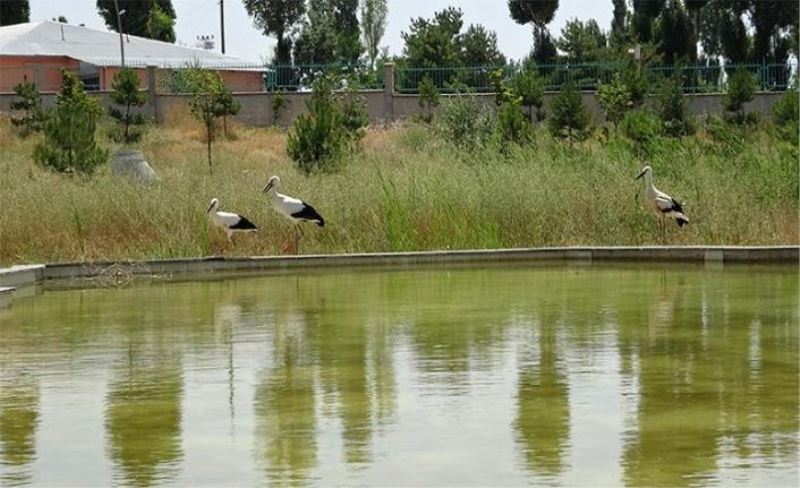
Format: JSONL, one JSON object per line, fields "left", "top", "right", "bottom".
{"left": 0, "top": 247, "right": 796, "bottom": 304}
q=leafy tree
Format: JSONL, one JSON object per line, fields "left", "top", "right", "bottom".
{"left": 34, "top": 69, "right": 107, "bottom": 175}
{"left": 461, "top": 24, "right": 506, "bottom": 66}
{"left": 53, "top": 15, "right": 68, "bottom": 23}
{"left": 243, "top": 0, "right": 305, "bottom": 64}
{"left": 0, "top": 0, "right": 29, "bottom": 26}
{"left": 684, "top": 0, "right": 707, "bottom": 61}
{"left": 620, "top": 62, "right": 650, "bottom": 107}
{"left": 186, "top": 69, "right": 227, "bottom": 175}
{"left": 657, "top": 0, "right": 694, "bottom": 65}
{"left": 632, "top": 0, "right": 665, "bottom": 43}
{"left": 610, "top": 0, "right": 631, "bottom": 48}
{"left": 597, "top": 74, "right": 632, "bottom": 126}
{"left": 293, "top": 2, "right": 337, "bottom": 64}
{"left": 401, "top": 7, "right": 464, "bottom": 67}
{"left": 508, "top": 0, "right": 559, "bottom": 66}
{"left": 699, "top": 0, "right": 749, "bottom": 63}
{"left": 547, "top": 82, "right": 592, "bottom": 141}
{"left": 498, "top": 96, "right": 533, "bottom": 146}
{"left": 723, "top": 68, "right": 756, "bottom": 123}
{"left": 109, "top": 68, "right": 147, "bottom": 143}
{"left": 657, "top": 75, "right": 695, "bottom": 136}
{"left": 333, "top": 0, "right": 363, "bottom": 64}
{"left": 146, "top": 2, "right": 176, "bottom": 43}
{"left": 96, "top": 1, "right": 176, "bottom": 42}
{"left": 360, "top": 0, "right": 387, "bottom": 69}
{"left": 557, "top": 18, "right": 607, "bottom": 63}
{"left": 10, "top": 79, "right": 44, "bottom": 137}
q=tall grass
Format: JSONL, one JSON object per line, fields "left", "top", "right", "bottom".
{"left": 0, "top": 115, "right": 797, "bottom": 265}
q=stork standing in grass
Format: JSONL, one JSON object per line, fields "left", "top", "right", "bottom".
{"left": 207, "top": 198, "right": 258, "bottom": 247}
{"left": 636, "top": 165, "right": 689, "bottom": 241}
{"left": 262, "top": 175, "right": 325, "bottom": 253}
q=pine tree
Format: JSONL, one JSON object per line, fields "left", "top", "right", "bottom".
{"left": 109, "top": 68, "right": 148, "bottom": 143}
{"left": 10, "top": 79, "right": 44, "bottom": 136}
{"left": 34, "top": 69, "right": 107, "bottom": 174}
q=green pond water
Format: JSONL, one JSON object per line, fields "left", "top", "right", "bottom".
{"left": 0, "top": 264, "right": 797, "bottom": 487}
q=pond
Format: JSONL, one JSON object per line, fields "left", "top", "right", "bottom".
{"left": 0, "top": 264, "right": 797, "bottom": 487}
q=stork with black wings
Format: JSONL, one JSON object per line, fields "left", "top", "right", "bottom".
{"left": 636, "top": 165, "right": 689, "bottom": 242}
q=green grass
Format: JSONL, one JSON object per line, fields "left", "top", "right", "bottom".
{"left": 0, "top": 116, "right": 797, "bottom": 265}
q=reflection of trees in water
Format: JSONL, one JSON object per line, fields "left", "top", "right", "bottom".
{"left": 105, "top": 346, "right": 183, "bottom": 488}
{"left": 0, "top": 376, "right": 40, "bottom": 487}
{"left": 618, "top": 271, "right": 799, "bottom": 487}
{"left": 513, "top": 314, "right": 570, "bottom": 480}
{"left": 254, "top": 309, "right": 318, "bottom": 487}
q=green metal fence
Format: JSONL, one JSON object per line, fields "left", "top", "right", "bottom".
{"left": 394, "top": 63, "right": 794, "bottom": 94}
{"left": 264, "top": 64, "right": 384, "bottom": 91}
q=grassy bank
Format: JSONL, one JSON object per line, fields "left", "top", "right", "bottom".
{"left": 0, "top": 117, "right": 797, "bottom": 265}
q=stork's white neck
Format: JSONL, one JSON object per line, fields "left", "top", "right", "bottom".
{"left": 643, "top": 171, "right": 654, "bottom": 190}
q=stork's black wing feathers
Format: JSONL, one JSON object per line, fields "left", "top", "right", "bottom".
{"left": 670, "top": 198, "right": 684, "bottom": 214}
{"left": 231, "top": 215, "right": 257, "bottom": 230}
{"left": 292, "top": 203, "right": 325, "bottom": 227}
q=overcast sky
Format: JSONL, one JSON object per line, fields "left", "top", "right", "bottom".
{"left": 27, "top": 0, "right": 613, "bottom": 62}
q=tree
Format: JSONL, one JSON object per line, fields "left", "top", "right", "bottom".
{"left": 610, "top": 0, "right": 631, "bottom": 48}
{"left": 547, "top": 82, "right": 592, "bottom": 141}
{"left": 34, "top": 69, "right": 107, "bottom": 175}
{"left": 10, "top": 79, "right": 44, "bottom": 136}
{"left": 417, "top": 76, "right": 440, "bottom": 123}
{"left": 657, "top": 0, "right": 694, "bottom": 65}
{"left": 146, "top": 2, "right": 176, "bottom": 43}
{"left": 632, "top": 0, "right": 665, "bottom": 43}
{"left": 53, "top": 16, "right": 68, "bottom": 23}
{"left": 243, "top": 0, "right": 305, "bottom": 64}
{"left": 293, "top": 2, "right": 338, "bottom": 64}
{"left": 657, "top": 75, "right": 695, "bottom": 136}
{"left": 109, "top": 68, "right": 147, "bottom": 143}
{"left": 186, "top": 69, "right": 227, "bottom": 175}
{"left": 699, "top": 0, "right": 749, "bottom": 63}
{"left": 510, "top": 68, "right": 545, "bottom": 121}
{"left": 557, "top": 18, "right": 607, "bottom": 63}
{"left": 96, "top": 1, "right": 176, "bottom": 43}
{"left": 333, "top": 0, "right": 362, "bottom": 64}
{"left": 461, "top": 24, "right": 506, "bottom": 66}
{"left": 401, "top": 7, "right": 464, "bottom": 67}
{"left": 0, "top": 0, "right": 29, "bottom": 26}
{"left": 360, "top": 0, "right": 387, "bottom": 70}
{"left": 597, "top": 74, "right": 632, "bottom": 126}
{"left": 508, "top": 0, "right": 559, "bottom": 67}
{"left": 216, "top": 85, "right": 241, "bottom": 139}
{"left": 723, "top": 68, "right": 756, "bottom": 123}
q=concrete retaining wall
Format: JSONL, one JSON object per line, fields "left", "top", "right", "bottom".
{"left": 1, "top": 247, "right": 796, "bottom": 306}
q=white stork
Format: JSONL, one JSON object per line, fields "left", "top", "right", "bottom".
{"left": 635, "top": 165, "right": 689, "bottom": 241}
{"left": 207, "top": 198, "right": 258, "bottom": 245}
{"left": 262, "top": 175, "right": 325, "bottom": 253}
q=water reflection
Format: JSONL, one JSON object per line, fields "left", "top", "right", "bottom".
{"left": 0, "top": 376, "right": 40, "bottom": 487}
{"left": 105, "top": 343, "right": 184, "bottom": 487}
{"left": 0, "top": 266, "right": 795, "bottom": 486}
{"left": 514, "top": 315, "right": 570, "bottom": 480}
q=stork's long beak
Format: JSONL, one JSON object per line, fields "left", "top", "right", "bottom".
{"left": 262, "top": 181, "right": 273, "bottom": 193}
{"left": 635, "top": 169, "right": 646, "bottom": 180}
{"left": 206, "top": 202, "right": 215, "bottom": 213}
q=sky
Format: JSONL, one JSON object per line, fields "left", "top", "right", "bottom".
{"left": 25, "top": 0, "right": 614, "bottom": 62}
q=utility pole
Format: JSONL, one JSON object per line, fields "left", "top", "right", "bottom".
{"left": 113, "top": 0, "right": 125, "bottom": 67}
{"left": 220, "top": 0, "right": 226, "bottom": 54}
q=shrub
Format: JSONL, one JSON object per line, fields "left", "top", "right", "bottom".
{"left": 509, "top": 68, "right": 545, "bottom": 121}
{"left": 271, "top": 92, "right": 286, "bottom": 124}
{"left": 772, "top": 88, "right": 798, "bottom": 144}
{"left": 620, "top": 63, "right": 650, "bottom": 107}
{"left": 439, "top": 94, "right": 496, "bottom": 150}
{"left": 597, "top": 74, "right": 632, "bottom": 126}
{"left": 109, "top": 68, "right": 147, "bottom": 143}
{"left": 216, "top": 85, "right": 241, "bottom": 140}
{"left": 417, "top": 76, "right": 440, "bottom": 123}
{"left": 497, "top": 96, "right": 533, "bottom": 145}
{"left": 339, "top": 80, "right": 369, "bottom": 149}
{"left": 10, "top": 79, "right": 44, "bottom": 136}
{"left": 620, "top": 109, "right": 662, "bottom": 147}
{"left": 547, "top": 82, "right": 592, "bottom": 141}
{"left": 287, "top": 76, "right": 347, "bottom": 174}
{"left": 724, "top": 69, "right": 756, "bottom": 124}
{"left": 658, "top": 76, "right": 695, "bottom": 137}
{"left": 34, "top": 69, "right": 107, "bottom": 175}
